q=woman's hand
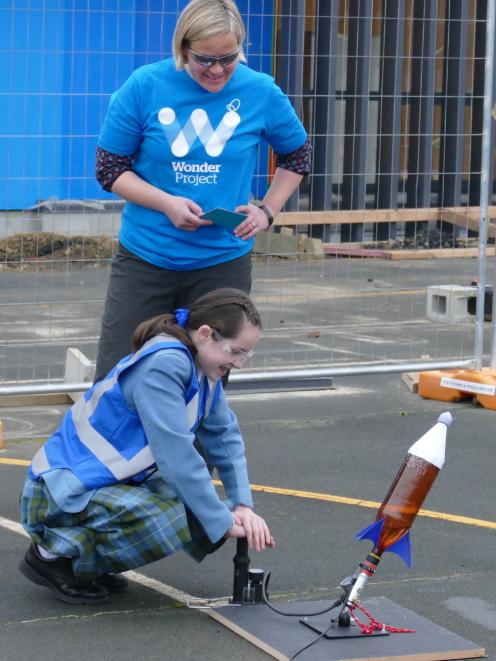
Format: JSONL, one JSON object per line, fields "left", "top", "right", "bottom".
{"left": 163, "top": 195, "right": 212, "bottom": 231}
{"left": 111, "top": 172, "right": 210, "bottom": 231}
{"left": 226, "top": 505, "right": 275, "bottom": 551}
{"left": 234, "top": 203, "right": 271, "bottom": 240}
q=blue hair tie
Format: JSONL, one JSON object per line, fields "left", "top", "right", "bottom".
{"left": 174, "top": 308, "right": 190, "bottom": 328}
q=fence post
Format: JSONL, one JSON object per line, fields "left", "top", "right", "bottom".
{"left": 476, "top": 0, "right": 496, "bottom": 370}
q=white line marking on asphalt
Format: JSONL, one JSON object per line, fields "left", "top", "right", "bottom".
{"left": 16, "top": 609, "right": 141, "bottom": 625}
{"left": 0, "top": 515, "right": 28, "bottom": 537}
{"left": 228, "top": 386, "right": 370, "bottom": 402}
{"left": 123, "top": 570, "right": 194, "bottom": 605}
{"left": 291, "top": 339, "right": 394, "bottom": 356}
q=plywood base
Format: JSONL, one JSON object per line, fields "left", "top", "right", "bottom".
{"left": 207, "top": 596, "right": 485, "bottom": 661}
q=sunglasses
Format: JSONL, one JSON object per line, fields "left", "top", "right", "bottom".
{"left": 189, "top": 48, "right": 240, "bottom": 69}
{"left": 212, "top": 330, "right": 254, "bottom": 363}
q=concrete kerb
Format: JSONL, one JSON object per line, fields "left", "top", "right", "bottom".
{"left": 254, "top": 230, "right": 324, "bottom": 258}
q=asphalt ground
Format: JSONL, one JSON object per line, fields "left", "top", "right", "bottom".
{"left": 0, "top": 255, "right": 491, "bottom": 384}
{"left": 1, "top": 375, "right": 495, "bottom": 661}
{"left": 1, "top": 254, "right": 495, "bottom": 659}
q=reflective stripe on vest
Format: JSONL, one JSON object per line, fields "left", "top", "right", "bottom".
{"left": 30, "top": 334, "right": 219, "bottom": 485}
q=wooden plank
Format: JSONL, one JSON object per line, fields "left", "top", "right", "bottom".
{"left": 440, "top": 209, "right": 496, "bottom": 238}
{"left": 207, "top": 597, "right": 485, "bottom": 661}
{"left": 276, "top": 209, "right": 440, "bottom": 226}
{"left": 324, "top": 246, "right": 391, "bottom": 258}
{"left": 402, "top": 372, "right": 419, "bottom": 394}
{"left": 275, "top": 206, "right": 496, "bottom": 227}
{"left": 323, "top": 246, "right": 496, "bottom": 260}
{"left": 386, "top": 247, "right": 495, "bottom": 260}
{"left": 0, "top": 393, "right": 72, "bottom": 408}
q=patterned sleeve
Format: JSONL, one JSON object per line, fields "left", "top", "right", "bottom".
{"left": 95, "top": 146, "right": 135, "bottom": 192}
{"left": 274, "top": 136, "right": 312, "bottom": 175}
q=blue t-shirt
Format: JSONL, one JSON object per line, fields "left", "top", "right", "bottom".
{"left": 98, "top": 58, "right": 307, "bottom": 270}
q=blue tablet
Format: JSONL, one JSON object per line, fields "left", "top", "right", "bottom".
{"left": 200, "top": 208, "right": 247, "bottom": 230}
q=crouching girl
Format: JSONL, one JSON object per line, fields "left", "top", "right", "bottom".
{"left": 19, "top": 288, "right": 273, "bottom": 604}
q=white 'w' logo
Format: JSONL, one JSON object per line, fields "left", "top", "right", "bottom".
{"left": 158, "top": 101, "right": 241, "bottom": 157}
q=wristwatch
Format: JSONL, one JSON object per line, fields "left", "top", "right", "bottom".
{"left": 252, "top": 200, "right": 274, "bottom": 227}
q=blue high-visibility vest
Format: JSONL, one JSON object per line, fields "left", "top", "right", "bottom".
{"left": 29, "top": 334, "right": 220, "bottom": 489}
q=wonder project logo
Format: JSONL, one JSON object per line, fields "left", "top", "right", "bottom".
{"left": 158, "top": 100, "right": 241, "bottom": 157}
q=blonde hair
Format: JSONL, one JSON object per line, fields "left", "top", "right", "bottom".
{"left": 173, "top": 0, "right": 246, "bottom": 69}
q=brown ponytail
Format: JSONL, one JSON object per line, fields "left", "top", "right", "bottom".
{"left": 131, "top": 314, "right": 195, "bottom": 354}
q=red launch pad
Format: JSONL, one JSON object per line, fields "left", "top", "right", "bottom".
{"left": 207, "top": 596, "right": 485, "bottom": 661}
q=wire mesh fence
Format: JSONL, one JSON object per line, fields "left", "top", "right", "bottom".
{"left": 0, "top": 0, "right": 494, "bottom": 392}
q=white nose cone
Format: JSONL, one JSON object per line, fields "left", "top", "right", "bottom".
{"left": 407, "top": 411, "right": 451, "bottom": 469}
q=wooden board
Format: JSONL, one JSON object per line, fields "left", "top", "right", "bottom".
{"left": 323, "top": 246, "right": 496, "bottom": 260}
{"left": 275, "top": 206, "right": 496, "bottom": 227}
{"left": 385, "top": 248, "right": 495, "bottom": 261}
{"left": 401, "top": 372, "right": 419, "bottom": 394}
{"left": 0, "top": 393, "right": 72, "bottom": 407}
{"left": 207, "top": 596, "right": 485, "bottom": 661}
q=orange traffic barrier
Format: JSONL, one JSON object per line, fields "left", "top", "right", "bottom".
{"left": 418, "top": 369, "right": 496, "bottom": 410}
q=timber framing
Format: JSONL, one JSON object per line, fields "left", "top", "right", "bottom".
{"left": 275, "top": 206, "right": 496, "bottom": 239}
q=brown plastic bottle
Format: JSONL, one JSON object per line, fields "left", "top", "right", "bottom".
{"left": 373, "top": 453, "right": 439, "bottom": 554}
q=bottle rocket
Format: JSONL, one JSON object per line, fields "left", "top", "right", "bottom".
{"left": 342, "top": 411, "right": 451, "bottom": 614}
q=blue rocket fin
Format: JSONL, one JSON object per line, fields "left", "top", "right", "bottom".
{"left": 383, "top": 532, "right": 412, "bottom": 569}
{"left": 356, "top": 518, "right": 385, "bottom": 545}
{"left": 356, "top": 520, "right": 413, "bottom": 569}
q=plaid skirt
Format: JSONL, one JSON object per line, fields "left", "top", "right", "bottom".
{"left": 20, "top": 476, "right": 225, "bottom": 582}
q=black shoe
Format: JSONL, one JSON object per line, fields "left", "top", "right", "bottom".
{"left": 96, "top": 573, "right": 129, "bottom": 593}
{"left": 19, "top": 544, "right": 109, "bottom": 605}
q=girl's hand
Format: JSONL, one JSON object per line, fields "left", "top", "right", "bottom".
{"left": 226, "top": 505, "right": 275, "bottom": 551}
{"left": 164, "top": 196, "right": 211, "bottom": 231}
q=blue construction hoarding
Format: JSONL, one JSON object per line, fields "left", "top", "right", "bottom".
{"left": 0, "top": 0, "right": 273, "bottom": 210}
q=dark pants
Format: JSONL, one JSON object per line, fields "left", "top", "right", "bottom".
{"left": 94, "top": 244, "right": 252, "bottom": 383}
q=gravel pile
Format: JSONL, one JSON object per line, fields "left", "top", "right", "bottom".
{"left": 362, "top": 230, "right": 485, "bottom": 250}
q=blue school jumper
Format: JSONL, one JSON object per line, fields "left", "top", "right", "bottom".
{"left": 29, "top": 335, "right": 220, "bottom": 489}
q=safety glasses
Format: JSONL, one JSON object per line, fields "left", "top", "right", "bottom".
{"left": 189, "top": 48, "right": 240, "bottom": 69}
{"left": 212, "top": 330, "right": 254, "bottom": 363}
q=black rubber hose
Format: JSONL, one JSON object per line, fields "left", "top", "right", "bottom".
{"left": 261, "top": 571, "right": 343, "bottom": 617}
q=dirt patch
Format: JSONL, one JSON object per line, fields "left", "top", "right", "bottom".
{"left": 0, "top": 232, "right": 285, "bottom": 270}
{"left": 0, "top": 233, "right": 117, "bottom": 270}
{"left": 4, "top": 229, "right": 479, "bottom": 270}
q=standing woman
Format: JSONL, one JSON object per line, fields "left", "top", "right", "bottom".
{"left": 20, "top": 288, "right": 274, "bottom": 604}
{"left": 94, "top": 0, "right": 311, "bottom": 382}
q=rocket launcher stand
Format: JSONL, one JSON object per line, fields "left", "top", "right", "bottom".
{"left": 211, "top": 413, "right": 485, "bottom": 659}
{"left": 260, "top": 413, "right": 452, "bottom": 637}
{"left": 311, "top": 412, "right": 451, "bottom": 634}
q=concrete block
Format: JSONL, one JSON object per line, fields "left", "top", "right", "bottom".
{"left": 253, "top": 231, "right": 298, "bottom": 257}
{"left": 305, "top": 237, "right": 325, "bottom": 258}
{"left": 426, "top": 285, "right": 477, "bottom": 324}
{"left": 64, "top": 347, "right": 95, "bottom": 401}
{"left": 253, "top": 232, "right": 270, "bottom": 254}
{"left": 297, "top": 233, "right": 308, "bottom": 254}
